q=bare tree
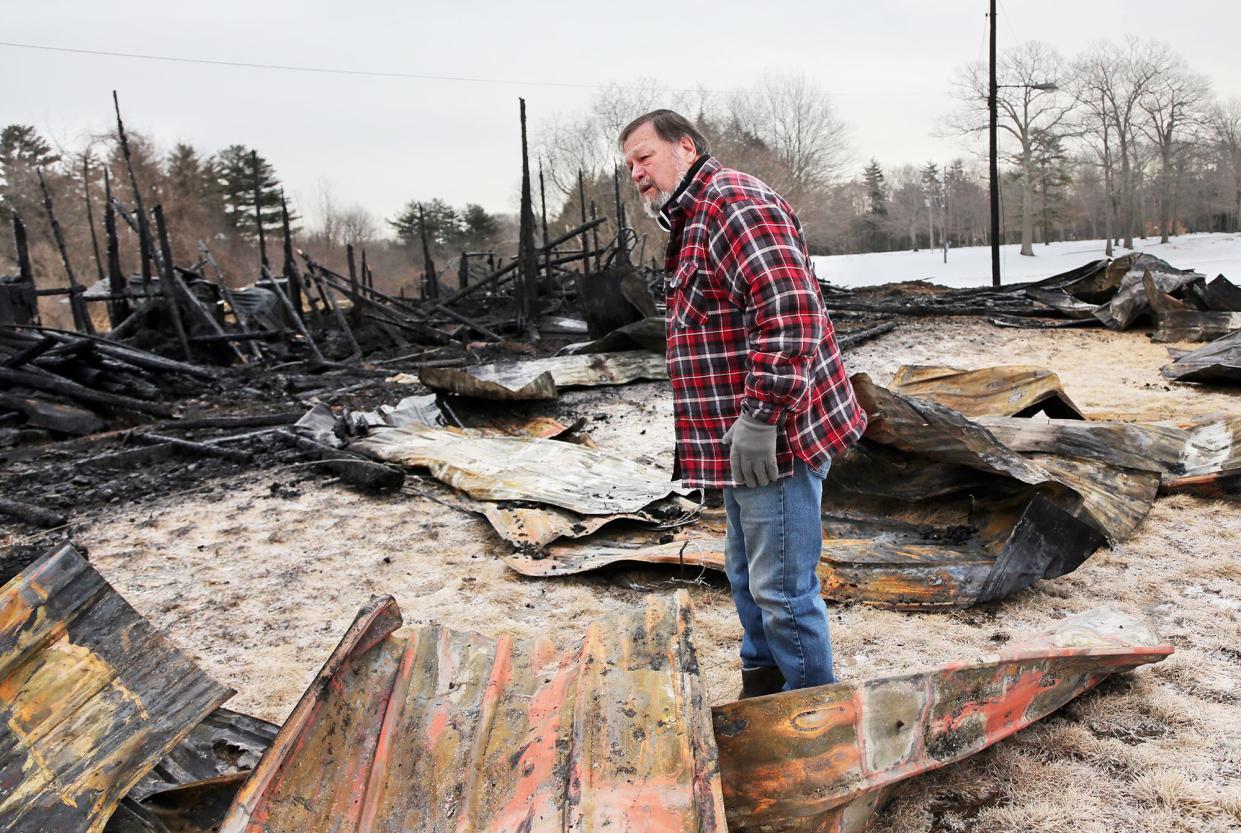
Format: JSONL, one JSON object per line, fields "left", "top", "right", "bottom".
{"left": 1139, "top": 48, "right": 1211, "bottom": 243}
{"left": 1209, "top": 98, "right": 1241, "bottom": 233}
{"left": 1076, "top": 38, "right": 1169, "bottom": 250}
{"left": 726, "top": 72, "right": 852, "bottom": 201}
{"left": 949, "top": 41, "right": 1076, "bottom": 256}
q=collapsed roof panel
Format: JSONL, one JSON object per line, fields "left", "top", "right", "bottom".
{"left": 419, "top": 350, "right": 667, "bottom": 400}
{"left": 0, "top": 545, "right": 232, "bottom": 833}
{"left": 886, "top": 365, "right": 1085, "bottom": 419}
{"left": 1162, "top": 329, "right": 1241, "bottom": 385}
{"left": 219, "top": 591, "right": 727, "bottom": 833}
{"left": 712, "top": 607, "right": 1173, "bottom": 833}
{"left": 351, "top": 423, "right": 688, "bottom": 515}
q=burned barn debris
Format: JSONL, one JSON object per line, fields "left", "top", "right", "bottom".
{"left": 419, "top": 349, "right": 668, "bottom": 400}
{"left": 0, "top": 545, "right": 233, "bottom": 833}
{"left": 211, "top": 593, "right": 1168, "bottom": 833}
{"left": 886, "top": 364, "right": 1085, "bottom": 419}
{"left": 502, "top": 371, "right": 1166, "bottom": 609}
{"left": 822, "top": 253, "right": 1241, "bottom": 345}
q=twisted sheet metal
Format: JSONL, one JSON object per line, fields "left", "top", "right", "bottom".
{"left": 0, "top": 545, "right": 232, "bottom": 833}
{"left": 1162, "top": 329, "right": 1241, "bottom": 385}
{"left": 352, "top": 423, "right": 688, "bottom": 515}
{"left": 419, "top": 350, "right": 667, "bottom": 400}
{"left": 220, "top": 591, "right": 726, "bottom": 833}
{"left": 712, "top": 607, "right": 1173, "bottom": 833}
{"left": 886, "top": 365, "right": 1085, "bottom": 419}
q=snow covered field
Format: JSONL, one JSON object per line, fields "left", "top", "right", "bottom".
{"left": 812, "top": 232, "right": 1241, "bottom": 289}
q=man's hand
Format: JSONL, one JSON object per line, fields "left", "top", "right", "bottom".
{"left": 721, "top": 412, "right": 778, "bottom": 487}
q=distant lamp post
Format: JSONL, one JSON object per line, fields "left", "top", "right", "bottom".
{"left": 988, "top": 0, "right": 1057, "bottom": 286}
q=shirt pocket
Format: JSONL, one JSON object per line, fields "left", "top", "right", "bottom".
{"left": 669, "top": 261, "right": 714, "bottom": 329}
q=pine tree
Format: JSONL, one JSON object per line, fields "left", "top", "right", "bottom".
{"left": 0, "top": 124, "right": 61, "bottom": 226}
{"left": 208, "top": 145, "right": 296, "bottom": 238}
{"left": 861, "top": 159, "right": 889, "bottom": 251}
{"left": 920, "top": 161, "right": 944, "bottom": 250}
{"left": 460, "top": 203, "right": 501, "bottom": 251}
{"left": 1030, "top": 129, "right": 1072, "bottom": 245}
{"left": 388, "top": 198, "right": 461, "bottom": 249}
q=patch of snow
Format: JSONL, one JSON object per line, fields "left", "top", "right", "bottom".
{"left": 812, "top": 232, "right": 1241, "bottom": 289}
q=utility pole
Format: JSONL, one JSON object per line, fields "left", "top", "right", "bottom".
{"left": 989, "top": 0, "right": 1001, "bottom": 287}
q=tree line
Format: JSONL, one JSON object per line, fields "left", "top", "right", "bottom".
{"left": 0, "top": 124, "right": 508, "bottom": 300}
{"left": 537, "top": 38, "right": 1241, "bottom": 260}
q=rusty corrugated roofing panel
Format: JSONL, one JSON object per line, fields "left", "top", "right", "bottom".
{"left": 419, "top": 351, "right": 667, "bottom": 400}
{"left": 352, "top": 423, "right": 688, "bottom": 515}
{"left": 220, "top": 591, "right": 726, "bottom": 833}
{"left": 0, "top": 545, "right": 232, "bottom": 833}
{"left": 887, "top": 365, "right": 1085, "bottom": 419}
{"left": 712, "top": 607, "right": 1173, "bottom": 833}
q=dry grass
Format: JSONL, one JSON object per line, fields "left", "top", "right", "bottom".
{"left": 70, "top": 317, "right": 1240, "bottom": 831}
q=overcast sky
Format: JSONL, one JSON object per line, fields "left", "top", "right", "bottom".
{"left": 5, "top": 1, "right": 1240, "bottom": 229}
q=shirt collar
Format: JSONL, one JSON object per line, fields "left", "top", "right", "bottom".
{"left": 657, "top": 154, "right": 717, "bottom": 232}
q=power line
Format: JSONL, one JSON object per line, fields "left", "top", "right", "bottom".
{"left": 0, "top": 40, "right": 737, "bottom": 95}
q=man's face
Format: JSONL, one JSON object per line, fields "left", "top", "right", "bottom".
{"left": 622, "top": 122, "right": 698, "bottom": 218}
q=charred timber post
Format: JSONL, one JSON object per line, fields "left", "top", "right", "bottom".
{"left": 12, "top": 216, "right": 41, "bottom": 326}
{"left": 590, "top": 202, "right": 602, "bottom": 272}
{"left": 458, "top": 252, "right": 469, "bottom": 289}
{"left": 417, "top": 203, "right": 438, "bottom": 300}
{"left": 280, "top": 193, "right": 311, "bottom": 320}
{"left": 36, "top": 168, "right": 94, "bottom": 334}
{"left": 113, "top": 91, "right": 153, "bottom": 292}
{"left": 83, "top": 156, "right": 106, "bottom": 285}
{"left": 102, "top": 171, "right": 130, "bottom": 328}
{"left": 251, "top": 150, "right": 271, "bottom": 276}
{"left": 360, "top": 250, "right": 371, "bottom": 290}
{"left": 578, "top": 169, "right": 590, "bottom": 276}
{"left": 517, "top": 97, "right": 540, "bottom": 325}
{"left": 151, "top": 205, "right": 193, "bottom": 360}
{"left": 538, "top": 159, "right": 551, "bottom": 279}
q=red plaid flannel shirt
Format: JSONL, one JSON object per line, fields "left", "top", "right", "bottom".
{"left": 659, "top": 156, "right": 866, "bottom": 489}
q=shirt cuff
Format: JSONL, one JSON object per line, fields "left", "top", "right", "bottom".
{"left": 742, "top": 398, "right": 785, "bottom": 426}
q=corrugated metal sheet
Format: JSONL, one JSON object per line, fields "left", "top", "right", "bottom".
{"left": 219, "top": 591, "right": 726, "bottom": 833}
{"left": 1162, "top": 329, "right": 1241, "bottom": 385}
{"left": 712, "top": 607, "right": 1174, "bottom": 833}
{"left": 886, "top": 365, "right": 1085, "bottom": 419}
{"left": 419, "top": 351, "right": 667, "bottom": 400}
{"left": 352, "top": 423, "right": 688, "bottom": 515}
{"left": 0, "top": 545, "right": 233, "bottom": 833}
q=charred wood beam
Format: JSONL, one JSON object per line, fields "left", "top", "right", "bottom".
{"left": 302, "top": 264, "right": 362, "bottom": 360}
{"left": 0, "top": 366, "right": 172, "bottom": 417}
{"left": 160, "top": 411, "right": 303, "bottom": 431}
{"left": 102, "top": 169, "right": 130, "bottom": 327}
{"left": 0, "top": 497, "right": 67, "bottom": 529}
{"left": 83, "top": 156, "right": 105, "bottom": 286}
{"left": 36, "top": 168, "right": 94, "bottom": 334}
{"left": 276, "top": 429, "right": 405, "bottom": 491}
{"left": 1, "top": 335, "right": 58, "bottom": 369}
{"left": 836, "top": 319, "right": 899, "bottom": 350}
{"left": 150, "top": 205, "right": 192, "bottom": 360}
{"left": 78, "top": 442, "right": 176, "bottom": 471}
{"left": 113, "top": 91, "right": 154, "bottom": 289}
{"left": 11, "top": 325, "right": 216, "bottom": 380}
{"left": 130, "top": 431, "right": 254, "bottom": 463}
{"left": 516, "top": 97, "right": 539, "bottom": 326}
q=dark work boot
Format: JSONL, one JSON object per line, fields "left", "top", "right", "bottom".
{"left": 739, "top": 666, "right": 786, "bottom": 699}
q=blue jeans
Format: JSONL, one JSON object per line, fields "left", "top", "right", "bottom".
{"left": 723, "top": 457, "right": 834, "bottom": 689}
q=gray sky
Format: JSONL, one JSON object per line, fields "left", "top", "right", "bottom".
{"left": 5, "top": 1, "right": 1240, "bottom": 230}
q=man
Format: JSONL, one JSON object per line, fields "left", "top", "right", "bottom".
{"left": 620, "top": 110, "right": 867, "bottom": 697}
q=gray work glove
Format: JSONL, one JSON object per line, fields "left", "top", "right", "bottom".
{"left": 721, "top": 412, "right": 778, "bottom": 488}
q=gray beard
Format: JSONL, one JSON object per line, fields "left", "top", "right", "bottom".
{"left": 641, "top": 156, "right": 693, "bottom": 219}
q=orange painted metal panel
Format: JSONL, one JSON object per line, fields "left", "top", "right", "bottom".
{"left": 220, "top": 591, "right": 726, "bottom": 833}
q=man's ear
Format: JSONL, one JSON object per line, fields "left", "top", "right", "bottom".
{"left": 680, "top": 135, "right": 698, "bottom": 158}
